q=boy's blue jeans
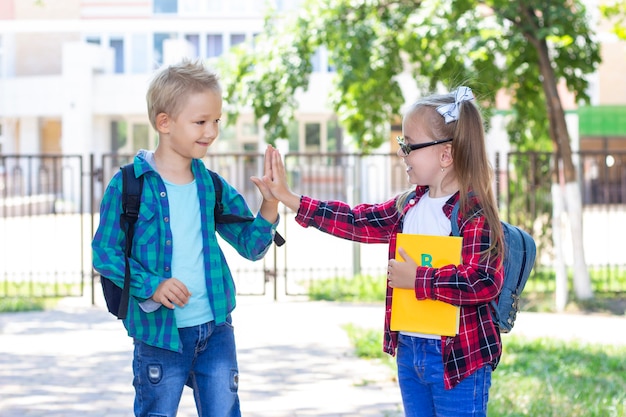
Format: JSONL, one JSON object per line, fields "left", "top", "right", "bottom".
{"left": 132, "top": 317, "right": 240, "bottom": 417}
{"left": 396, "top": 334, "right": 491, "bottom": 417}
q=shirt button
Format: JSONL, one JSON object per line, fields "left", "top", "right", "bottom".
{"left": 160, "top": 192, "right": 166, "bottom": 197}
{"left": 166, "top": 240, "right": 171, "bottom": 246}
{"left": 164, "top": 266, "right": 170, "bottom": 272}
{"left": 164, "top": 217, "right": 169, "bottom": 222}
{"left": 409, "top": 199, "right": 416, "bottom": 206}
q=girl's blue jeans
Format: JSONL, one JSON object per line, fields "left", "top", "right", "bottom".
{"left": 397, "top": 334, "right": 492, "bottom": 417}
{"left": 132, "top": 316, "right": 240, "bottom": 417}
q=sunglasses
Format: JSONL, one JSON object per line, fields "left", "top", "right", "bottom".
{"left": 396, "top": 136, "right": 453, "bottom": 155}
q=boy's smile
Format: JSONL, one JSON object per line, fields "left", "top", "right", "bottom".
{"left": 165, "top": 90, "right": 223, "bottom": 159}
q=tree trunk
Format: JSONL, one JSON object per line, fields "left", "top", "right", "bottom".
{"left": 551, "top": 182, "right": 569, "bottom": 311}
{"left": 533, "top": 37, "right": 593, "bottom": 300}
{"left": 565, "top": 182, "right": 593, "bottom": 298}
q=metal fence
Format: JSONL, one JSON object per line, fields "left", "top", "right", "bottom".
{"left": 0, "top": 150, "right": 625, "bottom": 300}
{"left": 0, "top": 154, "right": 86, "bottom": 299}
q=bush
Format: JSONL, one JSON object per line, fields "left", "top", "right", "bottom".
{"left": 308, "top": 274, "right": 386, "bottom": 302}
{"left": 0, "top": 297, "right": 47, "bottom": 313}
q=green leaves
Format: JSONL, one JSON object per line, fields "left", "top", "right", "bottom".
{"left": 221, "top": 0, "right": 601, "bottom": 152}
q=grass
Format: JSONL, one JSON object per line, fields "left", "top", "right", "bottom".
{"left": 343, "top": 323, "right": 396, "bottom": 370}
{"left": 0, "top": 281, "right": 79, "bottom": 313}
{"left": 490, "top": 336, "right": 626, "bottom": 417}
{"left": 325, "top": 274, "right": 626, "bottom": 416}
{"left": 344, "top": 324, "right": 626, "bottom": 417}
{"left": 0, "top": 297, "right": 49, "bottom": 313}
{"left": 308, "top": 274, "right": 626, "bottom": 315}
{"left": 521, "top": 291, "right": 626, "bottom": 315}
{"left": 308, "top": 274, "right": 387, "bottom": 302}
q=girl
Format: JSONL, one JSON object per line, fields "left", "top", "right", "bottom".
{"left": 264, "top": 86, "right": 504, "bottom": 417}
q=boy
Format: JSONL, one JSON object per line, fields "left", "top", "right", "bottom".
{"left": 92, "top": 58, "right": 280, "bottom": 417}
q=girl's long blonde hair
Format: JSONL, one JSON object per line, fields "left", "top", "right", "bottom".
{"left": 397, "top": 89, "right": 504, "bottom": 259}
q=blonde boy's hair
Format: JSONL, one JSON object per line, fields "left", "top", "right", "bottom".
{"left": 146, "top": 58, "right": 222, "bottom": 129}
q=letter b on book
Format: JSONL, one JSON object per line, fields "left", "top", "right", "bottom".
{"left": 421, "top": 254, "right": 433, "bottom": 267}
{"left": 390, "top": 234, "right": 462, "bottom": 336}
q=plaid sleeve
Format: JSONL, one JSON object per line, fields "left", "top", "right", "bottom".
{"left": 414, "top": 211, "right": 503, "bottom": 306}
{"left": 92, "top": 172, "right": 126, "bottom": 287}
{"left": 214, "top": 177, "right": 277, "bottom": 260}
{"left": 295, "top": 195, "right": 400, "bottom": 243}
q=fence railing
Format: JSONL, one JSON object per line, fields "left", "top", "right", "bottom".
{"left": 1, "top": 150, "right": 625, "bottom": 300}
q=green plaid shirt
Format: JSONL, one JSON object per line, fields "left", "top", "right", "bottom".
{"left": 92, "top": 152, "right": 278, "bottom": 352}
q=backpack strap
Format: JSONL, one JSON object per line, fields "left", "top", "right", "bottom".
{"left": 208, "top": 169, "right": 285, "bottom": 246}
{"left": 451, "top": 201, "right": 461, "bottom": 237}
{"left": 450, "top": 195, "right": 500, "bottom": 324}
{"left": 118, "top": 163, "right": 143, "bottom": 320}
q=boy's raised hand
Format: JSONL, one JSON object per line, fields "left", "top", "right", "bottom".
{"left": 250, "top": 144, "right": 280, "bottom": 224}
{"left": 250, "top": 144, "right": 279, "bottom": 203}
{"left": 265, "top": 146, "right": 302, "bottom": 212}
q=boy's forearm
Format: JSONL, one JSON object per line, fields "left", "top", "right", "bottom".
{"left": 259, "top": 200, "right": 279, "bottom": 224}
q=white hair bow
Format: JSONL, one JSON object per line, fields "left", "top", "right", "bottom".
{"left": 436, "top": 86, "right": 474, "bottom": 124}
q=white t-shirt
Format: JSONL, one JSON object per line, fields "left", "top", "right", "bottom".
{"left": 403, "top": 192, "right": 452, "bottom": 236}
{"left": 400, "top": 192, "right": 452, "bottom": 339}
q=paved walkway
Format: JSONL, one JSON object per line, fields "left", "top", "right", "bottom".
{"left": 1, "top": 294, "right": 625, "bottom": 417}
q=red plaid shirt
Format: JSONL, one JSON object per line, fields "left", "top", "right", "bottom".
{"left": 295, "top": 186, "right": 503, "bottom": 389}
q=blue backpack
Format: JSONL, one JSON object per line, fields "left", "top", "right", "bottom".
{"left": 451, "top": 201, "right": 536, "bottom": 333}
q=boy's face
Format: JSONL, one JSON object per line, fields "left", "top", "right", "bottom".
{"left": 159, "top": 90, "right": 223, "bottom": 160}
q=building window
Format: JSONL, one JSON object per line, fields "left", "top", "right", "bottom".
{"left": 225, "top": 0, "right": 246, "bottom": 13}
{"left": 131, "top": 34, "right": 149, "bottom": 73}
{"left": 184, "top": 34, "right": 200, "bottom": 57}
{"left": 111, "top": 121, "right": 127, "bottom": 153}
{"left": 242, "top": 122, "right": 258, "bottom": 136}
{"left": 153, "top": 33, "right": 176, "bottom": 67}
{"left": 286, "top": 120, "right": 299, "bottom": 152}
{"left": 132, "top": 123, "right": 151, "bottom": 152}
{"left": 111, "top": 121, "right": 152, "bottom": 153}
{"left": 305, "top": 123, "right": 321, "bottom": 152}
{"left": 327, "top": 119, "right": 342, "bottom": 151}
{"left": 154, "top": 0, "right": 177, "bottom": 14}
{"left": 206, "top": 34, "right": 223, "bottom": 58}
{"left": 230, "top": 34, "right": 246, "bottom": 48}
{"left": 179, "top": 0, "right": 201, "bottom": 13}
{"left": 110, "top": 39, "right": 124, "bottom": 74}
{"left": 243, "top": 143, "right": 256, "bottom": 152}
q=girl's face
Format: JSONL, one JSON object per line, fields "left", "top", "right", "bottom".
{"left": 162, "top": 90, "right": 222, "bottom": 160}
{"left": 397, "top": 115, "right": 448, "bottom": 186}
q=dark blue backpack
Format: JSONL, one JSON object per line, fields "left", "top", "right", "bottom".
{"left": 451, "top": 201, "right": 536, "bottom": 333}
{"left": 101, "top": 163, "right": 285, "bottom": 320}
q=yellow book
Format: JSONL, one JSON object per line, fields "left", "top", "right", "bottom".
{"left": 390, "top": 233, "right": 463, "bottom": 336}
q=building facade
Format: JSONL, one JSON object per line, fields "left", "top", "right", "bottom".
{"left": 0, "top": 0, "right": 624, "bottom": 163}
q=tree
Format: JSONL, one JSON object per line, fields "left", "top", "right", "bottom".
{"left": 601, "top": 0, "right": 626, "bottom": 40}
{"left": 221, "top": 0, "right": 601, "bottom": 304}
